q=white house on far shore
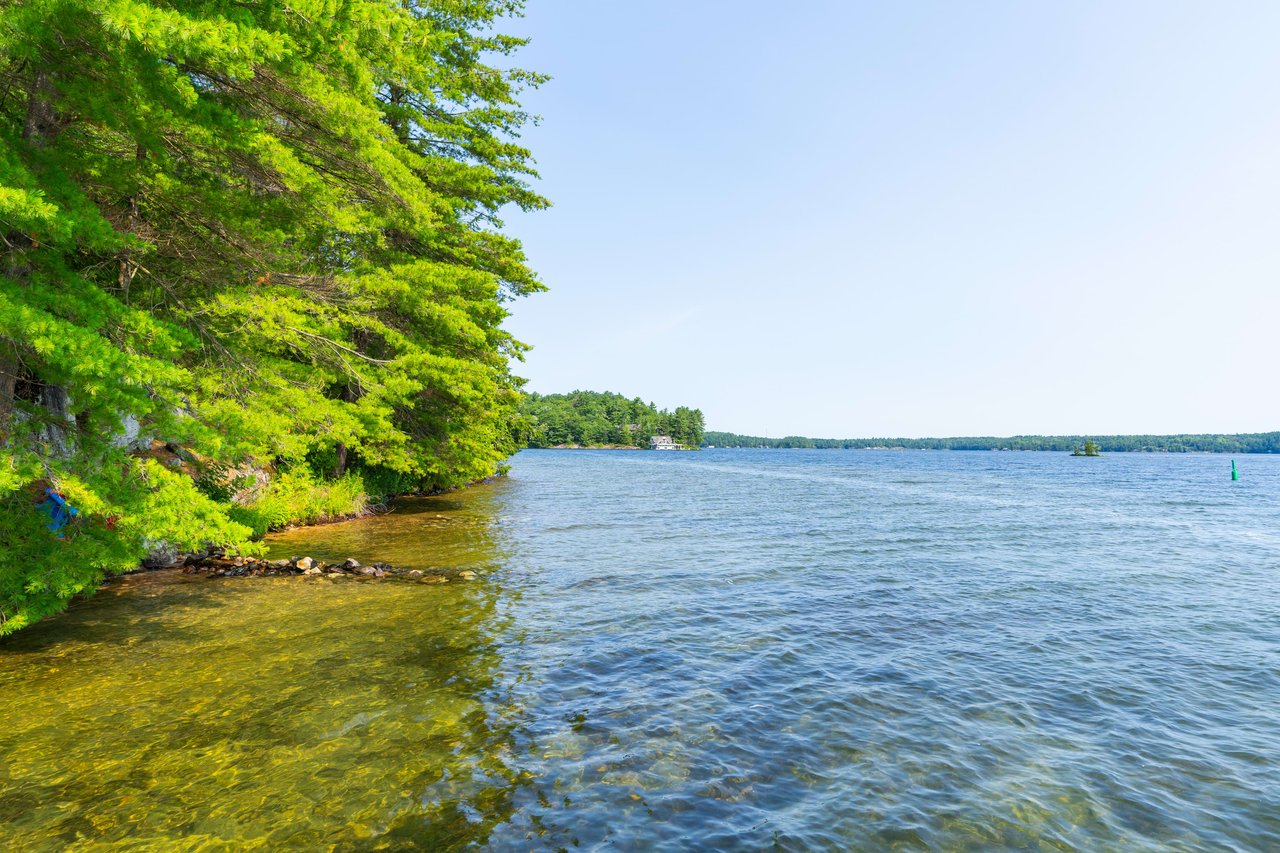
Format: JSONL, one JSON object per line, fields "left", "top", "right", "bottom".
{"left": 649, "top": 435, "right": 680, "bottom": 451}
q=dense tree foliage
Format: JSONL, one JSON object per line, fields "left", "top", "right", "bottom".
{"left": 522, "top": 391, "right": 704, "bottom": 448}
{"left": 0, "top": 0, "right": 544, "bottom": 634}
{"left": 704, "top": 431, "right": 1280, "bottom": 453}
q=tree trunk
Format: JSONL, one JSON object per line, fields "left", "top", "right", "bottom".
{"left": 387, "top": 84, "right": 409, "bottom": 143}
{"left": 20, "top": 69, "right": 72, "bottom": 454}
{"left": 117, "top": 145, "right": 144, "bottom": 304}
{"left": 0, "top": 348, "right": 17, "bottom": 441}
{"left": 22, "top": 70, "right": 57, "bottom": 145}
{"left": 331, "top": 442, "right": 349, "bottom": 479}
{"left": 0, "top": 72, "right": 57, "bottom": 438}
{"left": 331, "top": 382, "right": 360, "bottom": 478}
{"left": 41, "top": 384, "right": 73, "bottom": 457}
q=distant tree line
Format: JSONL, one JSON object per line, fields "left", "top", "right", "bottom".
{"left": 702, "top": 431, "right": 1280, "bottom": 453}
{"left": 522, "top": 392, "right": 705, "bottom": 448}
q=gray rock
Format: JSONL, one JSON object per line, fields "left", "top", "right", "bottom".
{"left": 141, "top": 542, "right": 181, "bottom": 569}
{"left": 341, "top": 558, "right": 361, "bottom": 570}
{"left": 296, "top": 557, "right": 314, "bottom": 571}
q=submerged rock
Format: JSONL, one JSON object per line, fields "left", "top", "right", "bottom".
{"left": 178, "top": 554, "right": 469, "bottom": 586}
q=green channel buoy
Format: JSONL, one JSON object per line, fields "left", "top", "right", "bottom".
{"left": 1232, "top": 459, "right": 1239, "bottom": 481}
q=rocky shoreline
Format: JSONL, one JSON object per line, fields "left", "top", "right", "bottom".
{"left": 180, "top": 554, "right": 477, "bottom": 584}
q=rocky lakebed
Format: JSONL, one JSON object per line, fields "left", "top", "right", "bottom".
{"left": 176, "top": 553, "right": 479, "bottom": 583}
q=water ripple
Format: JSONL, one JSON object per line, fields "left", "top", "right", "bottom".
{"left": 1, "top": 450, "right": 1278, "bottom": 850}
{"left": 489, "top": 450, "right": 1280, "bottom": 850}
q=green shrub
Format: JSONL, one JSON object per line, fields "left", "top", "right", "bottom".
{"left": 230, "top": 470, "right": 369, "bottom": 537}
{"left": 0, "top": 457, "right": 260, "bottom": 636}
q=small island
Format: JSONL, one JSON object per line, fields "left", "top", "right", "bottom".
{"left": 1071, "top": 439, "right": 1102, "bottom": 457}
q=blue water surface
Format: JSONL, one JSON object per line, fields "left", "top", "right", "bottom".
{"left": 2, "top": 449, "right": 1277, "bottom": 851}
{"left": 486, "top": 450, "right": 1280, "bottom": 850}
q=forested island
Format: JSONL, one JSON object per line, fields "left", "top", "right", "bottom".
{"left": 0, "top": 3, "right": 547, "bottom": 635}
{"left": 521, "top": 391, "right": 705, "bottom": 448}
{"left": 704, "top": 431, "right": 1280, "bottom": 453}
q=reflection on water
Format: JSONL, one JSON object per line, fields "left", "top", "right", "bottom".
{"left": 3, "top": 451, "right": 1280, "bottom": 850}
{"left": 265, "top": 486, "right": 515, "bottom": 572}
{"left": 0, "top": 485, "right": 526, "bottom": 851}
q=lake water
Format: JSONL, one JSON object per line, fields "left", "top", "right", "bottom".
{"left": 2, "top": 449, "right": 1279, "bottom": 850}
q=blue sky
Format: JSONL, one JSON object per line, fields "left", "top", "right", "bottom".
{"left": 501, "top": 1, "right": 1280, "bottom": 438}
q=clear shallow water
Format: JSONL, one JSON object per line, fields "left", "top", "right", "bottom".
{"left": 3, "top": 450, "right": 1280, "bottom": 850}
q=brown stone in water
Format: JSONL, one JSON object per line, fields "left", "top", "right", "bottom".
{"left": 169, "top": 552, "right": 424, "bottom": 584}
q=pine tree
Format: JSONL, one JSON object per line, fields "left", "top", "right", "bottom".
{"left": 0, "top": 0, "right": 545, "bottom": 633}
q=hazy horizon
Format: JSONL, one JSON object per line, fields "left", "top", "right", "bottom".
{"left": 504, "top": 1, "right": 1280, "bottom": 438}
{"left": 699, "top": 427, "right": 1277, "bottom": 441}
